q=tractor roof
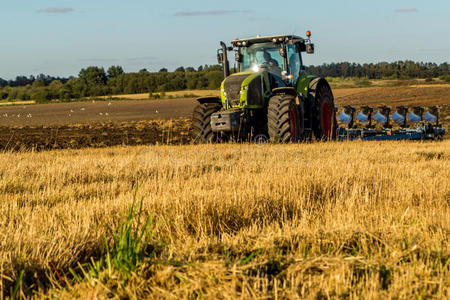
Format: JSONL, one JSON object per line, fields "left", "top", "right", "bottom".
{"left": 231, "top": 35, "right": 305, "bottom": 47}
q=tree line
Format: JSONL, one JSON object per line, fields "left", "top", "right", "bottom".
{"left": 0, "top": 65, "right": 223, "bottom": 102}
{"left": 306, "top": 61, "right": 449, "bottom": 79}
{"left": 0, "top": 61, "right": 449, "bottom": 102}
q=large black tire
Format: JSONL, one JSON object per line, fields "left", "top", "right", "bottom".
{"left": 267, "top": 94, "right": 303, "bottom": 143}
{"left": 310, "top": 80, "right": 337, "bottom": 140}
{"left": 192, "top": 102, "right": 222, "bottom": 143}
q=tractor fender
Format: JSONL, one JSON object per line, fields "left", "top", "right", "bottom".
{"left": 272, "top": 87, "right": 303, "bottom": 105}
{"left": 196, "top": 97, "right": 222, "bottom": 105}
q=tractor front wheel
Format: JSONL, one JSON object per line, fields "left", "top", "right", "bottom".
{"left": 192, "top": 102, "right": 222, "bottom": 143}
{"left": 268, "top": 94, "right": 303, "bottom": 143}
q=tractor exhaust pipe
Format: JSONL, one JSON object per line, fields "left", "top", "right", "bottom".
{"left": 220, "top": 41, "right": 230, "bottom": 79}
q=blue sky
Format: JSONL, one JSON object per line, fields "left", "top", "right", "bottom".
{"left": 0, "top": 0, "right": 449, "bottom": 79}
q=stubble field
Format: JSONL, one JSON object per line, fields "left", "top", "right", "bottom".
{"left": 0, "top": 141, "right": 448, "bottom": 298}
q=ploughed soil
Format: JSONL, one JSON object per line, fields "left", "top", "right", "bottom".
{"left": 0, "top": 119, "right": 192, "bottom": 151}
{"left": 0, "top": 85, "right": 448, "bottom": 150}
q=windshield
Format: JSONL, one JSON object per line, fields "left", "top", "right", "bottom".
{"left": 240, "top": 43, "right": 285, "bottom": 77}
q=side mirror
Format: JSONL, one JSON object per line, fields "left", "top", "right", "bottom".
{"left": 217, "top": 53, "right": 224, "bottom": 64}
{"left": 306, "top": 43, "right": 314, "bottom": 54}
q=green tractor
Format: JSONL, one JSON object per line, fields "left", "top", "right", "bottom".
{"left": 192, "top": 31, "right": 336, "bottom": 143}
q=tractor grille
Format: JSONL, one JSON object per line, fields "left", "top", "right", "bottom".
{"left": 224, "top": 74, "right": 248, "bottom": 106}
{"left": 247, "top": 75, "right": 262, "bottom": 106}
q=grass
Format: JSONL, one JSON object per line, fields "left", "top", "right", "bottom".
{"left": 97, "top": 89, "right": 219, "bottom": 101}
{"left": 327, "top": 77, "right": 449, "bottom": 89}
{"left": 0, "top": 100, "right": 35, "bottom": 106}
{"left": 0, "top": 140, "right": 449, "bottom": 298}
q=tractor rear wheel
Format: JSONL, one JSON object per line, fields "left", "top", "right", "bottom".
{"left": 312, "top": 83, "right": 336, "bottom": 140}
{"left": 268, "top": 94, "right": 303, "bottom": 143}
{"left": 192, "top": 102, "right": 222, "bottom": 143}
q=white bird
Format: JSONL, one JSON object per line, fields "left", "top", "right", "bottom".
{"left": 2, "top": 113, "right": 7, "bottom": 117}
{"left": 155, "top": 110, "right": 159, "bottom": 114}
{"left": 17, "top": 114, "right": 20, "bottom": 118}
{"left": 80, "top": 108, "right": 85, "bottom": 111}
{"left": 105, "top": 112, "right": 109, "bottom": 116}
{"left": 70, "top": 109, "right": 74, "bottom": 113}
{"left": 108, "top": 102, "right": 112, "bottom": 106}
{"left": 92, "top": 100, "right": 95, "bottom": 103}
{"left": 69, "top": 114, "right": 71, "bottom": 117}
{"left": 99, "top": 112, "right": 103, "bottom": 116}
{"left": 27, "top": 114, "right": 32, "bottom": 118}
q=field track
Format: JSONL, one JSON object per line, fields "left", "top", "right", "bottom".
{"left": 0, "top": 85, "right": 448, "bottom": 150}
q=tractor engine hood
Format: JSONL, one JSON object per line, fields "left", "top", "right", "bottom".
{"left": 221, "top": 72, "right": 266, "bottom": 108}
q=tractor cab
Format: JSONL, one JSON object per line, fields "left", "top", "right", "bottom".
{"left": 216, "top": 34, "right": 315, "bottom": 110}
{"left": 232, "top": 35, "right": 313, "bottom": 87}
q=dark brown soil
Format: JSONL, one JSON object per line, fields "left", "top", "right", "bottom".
{"left": 0, "top": 119, "right": 192, "bottom": 151}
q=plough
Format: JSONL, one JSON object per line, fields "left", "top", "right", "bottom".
{"left": 336, "top": 105, "right": 445, "bottom": 141}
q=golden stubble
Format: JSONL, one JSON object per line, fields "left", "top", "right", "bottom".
{"left": 0, "top": 141, "right": 448, "bottom": 298}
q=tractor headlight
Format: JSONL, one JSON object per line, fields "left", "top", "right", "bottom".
{"left": 243, "top": 85, "right": 248, "bottom": 90}
{"left": 252, "top": 65, "right": 260, "bottom": 72}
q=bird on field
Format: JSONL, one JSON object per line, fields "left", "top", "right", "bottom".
{"left": 27, "top": 114, "right": 32, "bottom": 118}
{"left": 80, "top": 108, "right": 85, "bottom": 111}
{"left": 70, "top": 109, "right": 74, "bottom": 113}
{"left": 99, "top": 112, "right": 103, "bottom": 116}
{"left": 2, "top": 113, "right": 7, "bottom": 117}
{"left": 108, "top": 102, "right": 112, "bottom": 106}
{"left": 155, "top": 110, "right": 159, "bottom": 114}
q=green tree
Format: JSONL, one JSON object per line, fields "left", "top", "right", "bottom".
{"left": 32, "top": 79, "right": 46, "bottom": 88}
{"left": 79, "top": 66, "right": 107, "bottom": 96}
{"left": 79, "top": 66, "right": 107, "bottom": 86}
{"left": 107, "top": 66, "right": 124, "bottom": 78}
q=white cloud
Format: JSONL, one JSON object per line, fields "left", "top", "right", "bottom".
{"left": 174, "top": 10, "right": 249, "bottom": 17}
{"left": 38, "top": 7, "right": 74, "bottom": 14}
{"left": 395, "top": 8, "right": 418, "bottom": 13}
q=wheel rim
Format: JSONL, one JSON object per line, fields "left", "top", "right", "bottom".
{"left": 289, "top": 105, "right": 298, "bottom": 142}
{"left": 321, "top": 102, "right": 332, "bottom": 138}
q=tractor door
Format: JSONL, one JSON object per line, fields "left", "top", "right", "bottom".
{"left": 287, "top": 43, "right": 303, "bottom": 85}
